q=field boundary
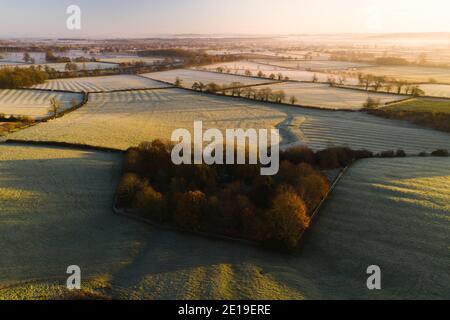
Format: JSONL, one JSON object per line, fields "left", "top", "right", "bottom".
{"left": 144, "top": 80, "right": 362, "bottom": 112}
{"left": 336, "top": 84, "right": 450, "bottom": 100}
{"left": 2, "top": 139, "right": 125, "bottom": 153}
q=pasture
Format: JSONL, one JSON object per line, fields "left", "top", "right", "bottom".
{"left": 357, "top": 66, "right": 450, "bottom": 84}
{"left": 32, "top": 75, "right": 170, "bottom": 92}
{"left": 253, "top": 59, "right": 373, "bottom": 71}
{"left": 0, "top": 89, "right": 83, "bottom": 119}
{"left": 1, "top": 152, "right": 447, "bottom": 299}
{"left": 0, "top": 62, "right": 120, "bottom": 72}
{"left": 418, "top": 84, "right": 450, "bottom": 98}
{"left": 6, "top": 88, "right": 450, "bottom": 154}
{"left": 383, "top": 98, "right": 450, "bottom": 113}
{"left": 0, "top": 144, "right": 145, "bottom": 296}
{"left": 142, "top": 69, "right": 276, "bottom": 88}
{"left": 98, "top": 57, "right": 164, "bottom": 65}
{"left": 200, "top": 61, "right": 359, "bottom": 84}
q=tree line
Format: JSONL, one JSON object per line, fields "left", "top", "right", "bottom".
{"left": 0, "top": 66, "right": 48, "bottom": 88}
{"left": 175, "top": 78, "right": 299, "bottom": 105}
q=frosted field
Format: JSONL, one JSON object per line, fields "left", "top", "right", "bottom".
{"left": 142, "top": 69, "right": 276, "bottom": 87}
{"left": 33, "top": 75, "right": 170, "bottom": 93}
{"left": 1, "top": 151, "right": 447, "bottom": 299}
{"left": 6, "top": 88, "right": 450, "bottom": 154}
{"left": 357, "top": 66, "right": 450, "bottom": 84}
{"left": 0, "top": 89, "right": 83, "bottom": 119}
{"left": 200, "top": 61, "right": 359, "bottom": 84}
{"left": 0, "top": 144, "right": 145, "bottom": 293}
{"left": 98, "top": 57, "right": 164, "bottom": 65}
{"left": 257, "top": 82, "right": 407, "bottom": 110}
{"left": 4, "top": 89, "right": 284, "bottom": 150}
{"left": 0, "top": 62, "right": 119, "bottom": 72}
{"left": 418, "top": 84, "right": 450, "bottom": 98}
{"left": 254, "top": 59, "right": 373, "bottom": 71}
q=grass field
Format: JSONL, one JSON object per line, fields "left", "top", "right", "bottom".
{"left": 142, "top": 69, "right": 276, "bottom": 88}
{"left": 0, "top": 89, "right": 83, "bottom": 119}
{"left": 256, "top": 82, "right": 407, "bottom": 110}
{"left": 357, "top": 66, "right": 450, "bottom": 84}
{"left": 1, "top": 153, "right": 447, "bottom": 299}
{"left": 383, "top": 98, "right": 450, "bottom": 113}
{"left": 33, "top": 75, "right": 171, "bottom": 92}
{"left": 0, "top": 144, "right": 144, "bottom": 292}
{"left": 418, "top": 84, "right": 450, "bottom": 98}
{"left": 253, "top": 59, "right": 373, "bottom": 71}
{"left": 5, "top": 88, "right": 450, "bottom": 153}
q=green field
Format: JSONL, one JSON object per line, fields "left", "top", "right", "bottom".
{"left": 385, "top": 98, "right": 450, "bottom": 114}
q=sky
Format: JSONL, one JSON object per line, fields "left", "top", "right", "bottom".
{"left": 1, "top": 0, "right": 450, "bottom": 38}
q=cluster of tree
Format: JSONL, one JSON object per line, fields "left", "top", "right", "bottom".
{"left": 215, "top": 67, "right": 289, "bottom": 81}
{"left": 0, "top": 66, "right": 48, "bottom": 88}
{"left": 116, "top": 141, "right": 378, "bottom": 250}
{"left": 45, "top": 50, "right": 71, "bottom": 63}
{"left": 357, "top": 73, "right": 425, "bottom": 96}
{"left": 138, "top": 49, "right": 242, "bottom": 67}
{"left": 366, "top": 108, "right": 450, "bottom": 133}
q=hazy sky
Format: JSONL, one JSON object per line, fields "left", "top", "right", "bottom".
{"left": 1, "top": 0, "right": 450, "bottom": 37}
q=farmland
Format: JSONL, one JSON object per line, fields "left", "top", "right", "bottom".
{"left": 1, "top": 153, "right": 447, "bottom": 299}
{"left": 254, "top": 82, "right": 407, "bottom": 110}
{"left": 5, "top": 88, "right": 450, "bottom": 153}
{"left": 98, "top": 57, "right": 164, "bottom": 65}
{"left": 417, "top": 84, "right": 450, "bottom": 98}
{"left": 0, "top": 62, "right": 120, "bottom": 72}
{"left": 0, "top": 89, "right": 83, "bottom": 119}
{"left": 253, "top": 59, "right": 373, "bottom": 71}
{"left": 199, "top": 60, "right": 359, "bottom": 84}
{"left": 33, "top": 75, "right": 171, "bottom": 92}
{"left": 141, "top": 69, "right": 277, "bottom": 87}
{"left": 0, "top": 144, "right": 145, "bottom": 295}
{"left": 382, "top": 98, "right": 450, "bottom": 113}
{"left": 356, "top": 66, "right": 450, "bottom": 84}
{"left": 4, "top": 89, "right": 284, "bottom": 150}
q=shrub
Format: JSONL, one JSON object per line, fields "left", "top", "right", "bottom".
{"left": 396, "top": 150, "right": 407, "bottom": 157}
{"left": 380, "top": 150, "right": 395, "bottom": 158}
{"left": 431, "top": 149, "right": 449, "bottom": 157}
{"left": 281, "top": 146, "right": 315, "bottom": 165}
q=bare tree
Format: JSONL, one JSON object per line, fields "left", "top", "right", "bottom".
{"left": 49, "top": 98, "right": 62, "bottom": 119}
{"left": 289, "top": 96, "right": 298, "bottom": 105}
